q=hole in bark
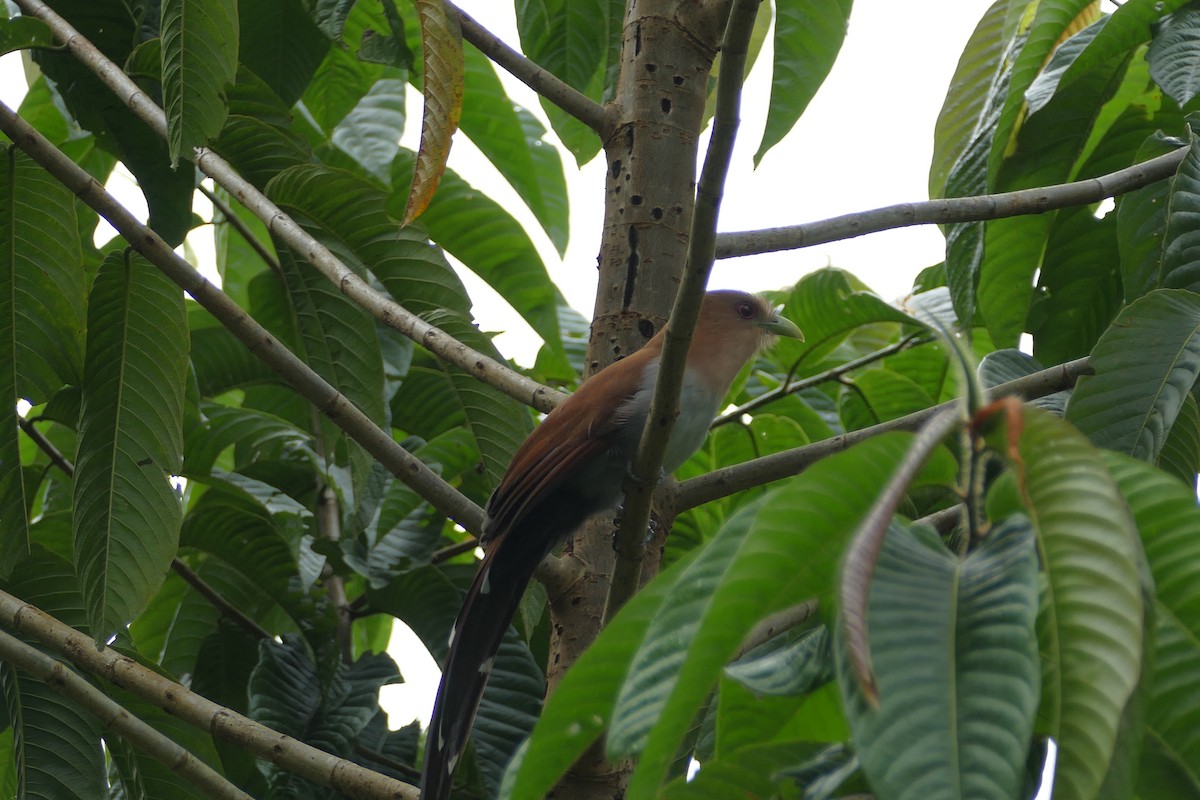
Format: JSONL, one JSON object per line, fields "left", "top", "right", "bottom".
{"left": 651, "top": 207, "right": 663, "bottom": 220}
{"left": 673, "top": 75, "right": 684, "bottom": 85}
{"left": 638, "top": 318, "right": 656, "bottom": 339}
{"left": 631, "top": 195, "right": 642, "bottom": 205}
{"left": 611, "top": 160, "right": 622, "bottom": 178}
{"left": 661, "top": 98, "right": 671, "bottom": 114}
{"left": 645, "top": 63, "right": 656, "bottom": 72}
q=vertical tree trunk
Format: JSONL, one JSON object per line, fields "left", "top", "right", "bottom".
{"left": 547, "top": 2, "right": 732, "bottom": 796}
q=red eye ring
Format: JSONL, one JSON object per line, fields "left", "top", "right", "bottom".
{"left": 735, "top": 301, "right": 756, "bottom": 319}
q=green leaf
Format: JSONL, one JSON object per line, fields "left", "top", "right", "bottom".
{"left": 1, "top": 661, "right": 105, "bottom": 800}
{"left": 392, "top": 310, "right": 533, "bottom": 489}
{"left": 1161, "top": 131, "right": 1200, "bottom": 291}
{"left": 73, "top": 252, "right": 187, "bottom": 638}
{"left": 502, "top": 551, "right": 688, "bottom": 800}
{"left": 267, "top": 163, "right": 470, "bottom": 315}
{"left": 1066, "top": 289, "right": 1200, "bottom": 462}
{"left": 0, "top": 145, "right": 85, "bottom": 401}
{"left": 1117, "top": 132, "right": 1185, "bottom": 303}
{"left": 1103, "top": 454, "right": 1200, "bottom": 790}
{"left": 0, "top": 15, "right": 56, "bottom": 54}
{"left": 752, "top": 0, "right": 850, "bottom": 165}
{"left": 32, "top": 1, "right": 194, "bottom": 245}
{"left": 161, "top": 0, "right": 239, "bottom": 163}
{"left": 515, "top": 0, "right": 617, "bottom": 164}
{"left": 838, "top": 519, "right": 1039, "bottom": 800}
{"left": 1158, "top": 391, "right": 1200, "bottom": 483}
{"left": 129, "top": 571, "right": 221, "bottom": 679}
{"left": 238, "top": 0, "right": 329, "bottom": 107}
{"left": 0, "top": 146, "right": 85, "bottom": 573}
{"left": 248, "top": 637, "right": 399, "bottom": 769}
{"left": 1149, "top": 3, "right": 1200, "bottom": 108}
{"left": 613, "top": 435, "right": 917, "bottom": 798}
{"left": 389, "top": 151, "right": 568, "bottom": 371}
{"left": 929, "top": 0, "right": 1011, "bottom": 198}
{"left": 769, "top": 269, "right": 920, "bottom": 375}
{"left": 1012, "top": 409, "right": 1143, "bottom": 800}
{"left": 460, "top": 46, "right": 569, "bottom": 254}
{"left": 473, "top": 628, "right": 545, "bottom": 797}
{"left": 1030, "top": 206, "right": 1121, "bottom": 365}
{"left": 331, "top": 77, "right": 407, "bottom": 183}
{"left": 725, "top": 625, "right": 832, "bottom": 697}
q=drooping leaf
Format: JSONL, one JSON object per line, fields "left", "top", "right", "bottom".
{"left": 515, "top": 0, "right": 618, "bottom": 164}
{"left": 0, "top": 15, "right": 56, "bottom": 54}
{"left": 611, "top": 435, "right": 921, "bottom": 798}
{"left": 32, "top": 1, "right": 194, "bottom": 244}
{"left": 161, "top": 0, "right": 239, "bottom": 163}
{"left": 0, "top": 146, "right": 85, "bottom": 573}
{"left": 1103, "top": 454, "right": 1200, "bottom": 794}
{"left": 1, "top": 660, "right": 105, "bottom": 800}
{"left": 73, "top": 252, "right": 187, "bottom": 638}
{"left": 1066, "top": 289, "right": 1200, "bottom": 463}
{"left": 459, "top": 46, "right": 570, "bottom": 254}
{"left": 1149, "top": 3, "right": 1200, "bottom": 108}
{"left": 402, "top": 0, "right": 464, "bottom": 224}
{"left": 1010, "top": 408, "right": 1144, "bottom": 800}
{"left": 838, "top": 519, "right": 1039, "bottom": 800}
{"left": 331, "top": 77, "right": 407, "bottom": 183}
{"left": 238, "top": 0, "right": 329, "bottom": 107}
{"left": 1116, "top": 131, "right": 1185, "bottom": 303}
{"left": 1161, "top": 130, "right": 1200, "bottom": 291}
{"left": 752, "top": 0, "right": 850, "bottom": 165}
{"left": 390, "top": 150, "right": 568, "bottom": 371}
{"left": 929, "top": 0, "right": 1011, "bottom": 199}
{"left": 1157, "top": 391, "right": 1200, "bottom": 483}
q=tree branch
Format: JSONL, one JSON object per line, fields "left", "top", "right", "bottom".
{"left": 11, "top": 0, "right": 566, "bottom": 416}
{"left": 673, "top": 356, "right": 1093, "bottom": 510}
{"left": 715, "top": 146, "right": 1187, "bottom": 258}
{"left": 451, "top": 3, "right": 609, "bottom": 134}
{"left": 0, "top": 628, "right": 253, "bottom": 800}
{"left": 711, "top": 333, "right": 930, "bottom": 427}
{"left": 604, "top": 0, "right": 759, "bottom": 623}
{"left": 0, "top": 590, "right": 418, "bottom": 800}
{"left": 731, "top": 599, "right": 818, "bottom": 663}
{"left": 0, "top": 100, "right": 485, "bottom": 536}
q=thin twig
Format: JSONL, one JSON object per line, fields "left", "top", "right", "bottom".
{"left": 711, "top": 334, "right": 930, "bottom": 427}
{"left": 17, "top": 417, "right": 73, "bottom": 474}
{"left": 715, "top": 145, "right": 1188, "bottom": 258}
{"left": 0, "top": 628, "right": 254, "bottom": 800}
{"left": 170, "top": 559, "right": 272, "bottom": 641}
{"left": 198, "top": 182, "right": 281, "bottom": 274}
{"left": 0, "top": 590, "right": 418, "bottom": 800}
{"left": 673, "top": 356, "right": 1093, "bottom": 511}
{"left": 0, "top": 99, "right": 485, "bottom": 536}
{"left": 603, "top": 0, "right": 761, "bottom": 624}
{"left": 452, "top": 2, "right": 609, "bottom": 134}
{"left": 12, "top": 0, "right": 566, "bottom": 415}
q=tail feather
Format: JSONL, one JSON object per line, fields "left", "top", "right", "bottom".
{"left": 419, "top": 542, "right": 541, "bottom": 799}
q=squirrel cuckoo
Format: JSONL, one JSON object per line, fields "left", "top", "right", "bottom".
{"left": 419, "top": 290, "right": 802, "bottom": 799}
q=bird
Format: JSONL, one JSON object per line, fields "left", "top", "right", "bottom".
{"left": 419, "top": 290, "right": 803, "bottom": 799}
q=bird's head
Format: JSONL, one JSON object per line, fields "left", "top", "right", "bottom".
{"left": 700, "top": 289, "right": 803, "bottom": 348}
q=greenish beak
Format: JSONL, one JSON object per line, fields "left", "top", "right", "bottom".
{"left": 759, "top": 313, "right": 804, "bottom": 341}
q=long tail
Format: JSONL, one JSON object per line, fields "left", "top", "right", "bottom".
{"left": 419, "top": 538, "right": 541, "bottom": 800}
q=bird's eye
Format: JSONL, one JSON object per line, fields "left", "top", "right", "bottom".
{"left": 735, "top": 301, "right": 756, "bottom": 319}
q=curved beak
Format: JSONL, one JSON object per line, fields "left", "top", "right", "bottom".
{"left": 759, "top": 312, "right": 804, "bottom": 341}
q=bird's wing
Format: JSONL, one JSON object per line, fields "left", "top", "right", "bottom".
{"left": 482, "top": 348, "right": 652, "bottom": 542}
